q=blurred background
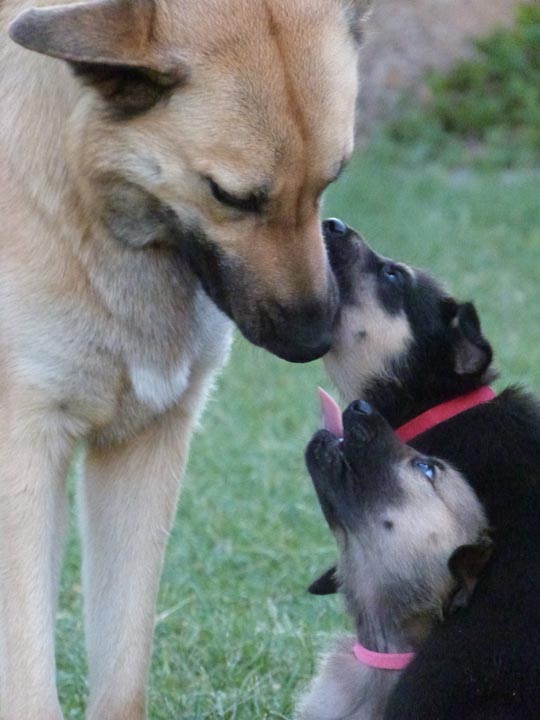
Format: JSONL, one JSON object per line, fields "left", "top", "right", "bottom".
{"left": 58, "top": 3, "right": 540, "bottom": 717}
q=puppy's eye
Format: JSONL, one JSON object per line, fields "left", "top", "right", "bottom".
{"left": 413, "top": 459, "right": 436, "bottom": 484}
{"left": 207, "top": 178, "right": 263, "bottom": 213}
{"left": 381, "top": 264, "right": 404, "bottom": 286}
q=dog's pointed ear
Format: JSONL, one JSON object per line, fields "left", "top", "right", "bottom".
{"left": 9, "top": 1, "right": 185, "bottom": 117}
{"left": 343, "top": 0, "right": 372, "bottom": 44}
{"left": 308, "top": 566, "right": 339, "bottom": 595}
{"left": 447, "top": 534, "right": 493, "bottom": 612}
{"left": 452, "top": 303, "right": 493, "bottom": 377}
{"left": 9, "top": 0, "right": 162, "bottom": 69}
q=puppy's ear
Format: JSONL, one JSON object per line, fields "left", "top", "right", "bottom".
{"left": 452, "top": 303, "right": 493, "bottom": 377}
{"left": 447, "top": 534, "right": 494, "bottom": 612}
{"left": 439, "top": 297, "right": 459, "bottom": 324}
{"left": 308, "top": 566, "right": 339, "bottom": 595}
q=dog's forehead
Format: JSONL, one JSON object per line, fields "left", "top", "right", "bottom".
{"left": 159, "top": 0, "right": 359, "bottom": 181}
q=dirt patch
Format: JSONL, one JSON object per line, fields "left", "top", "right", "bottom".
{"left": 357, "top": 0, "right": 519, "bottom": 137}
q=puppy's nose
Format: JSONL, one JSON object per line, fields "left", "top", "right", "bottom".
{"left": 323, "top": 218, "right": 349, "bottom": 238}
{"left": 350, "top": 400, "right": 373, "bottom": 416}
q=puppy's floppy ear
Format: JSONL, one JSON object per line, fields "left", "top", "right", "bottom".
{"left": 452, "top": 303, "right": 493, "bottom": 377}
{"left": 308, "top": 566, "right": 339, "bottom": 595}
{"left": 447, "top": 533, "right": 494, "bottom": 613}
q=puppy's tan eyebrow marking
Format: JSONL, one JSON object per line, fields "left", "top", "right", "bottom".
{"left": 401, "top": 263, "right": 416, "bottom": 281}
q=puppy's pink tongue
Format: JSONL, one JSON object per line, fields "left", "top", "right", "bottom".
{"left": 318, "top": 388, "right": 344, "bottom": 437}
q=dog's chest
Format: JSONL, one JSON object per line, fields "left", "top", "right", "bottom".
{"left": 127, "top": 361, "right": 191, "bottom": 415}
{"left": 89, "top": 267, "right": 233, "bottom": 444}
{"left": 5, "top": 246, "right": 233, "bottom": 444}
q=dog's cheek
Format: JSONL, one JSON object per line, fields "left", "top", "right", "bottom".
{"left": 101, "top": 180, "right": 180, "bottom": 248}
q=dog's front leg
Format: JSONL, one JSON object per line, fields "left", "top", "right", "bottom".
{"left": 0, "top": 408, "right": 74, "bottom": 720}
{"left": 81, "top": 401, "right": 198, "bottom": 720}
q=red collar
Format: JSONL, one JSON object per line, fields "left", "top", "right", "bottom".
{"left": 396, "top": 386, "right": 496, "bottom": 443}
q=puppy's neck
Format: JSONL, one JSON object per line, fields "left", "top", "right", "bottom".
{"left": 355, "top": 608, "right": 432, "bottom": 656}
{"left": 360, "top": 376, "right": 488, "bottom": 430}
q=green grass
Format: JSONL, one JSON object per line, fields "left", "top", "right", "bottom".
{"left": 57, "top": 146, "right": 540, "bottom": 718}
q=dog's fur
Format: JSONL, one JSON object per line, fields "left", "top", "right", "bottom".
{"left": 298, "top": 401, "right": 490, "bottom": 720}
{"left": 0, "top": 2, "right": 371, "bottom": 718}
{"left": 308, "top": 222, "right": 540, "bottom": 719}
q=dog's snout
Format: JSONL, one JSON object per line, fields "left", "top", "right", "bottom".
{"left": 277, "top": 302, "right": 335, "bottom": 355}
{"left": 350, "top": 400, "right": 373, "bottom": 416}
{"left": 323, "top": 218, "right": 349, "bottom": 239}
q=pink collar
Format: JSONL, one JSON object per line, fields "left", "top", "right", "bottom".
{"left": 396, "top": 386, "right": 496, "bottom": 443}
{"left": 353, "top": 641, "right": 414, "bottom": 671}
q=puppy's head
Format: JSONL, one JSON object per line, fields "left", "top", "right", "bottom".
{"left": 322, "top": 221, "right": 495, "bottom": 409}
{"left": 9, "top": 0, "right": 372, "bottom": 363}
{"left": 306, "top": 400, "right": 491, "bottom": 626}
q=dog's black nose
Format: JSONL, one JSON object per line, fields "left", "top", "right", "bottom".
{"left": 323, "top": 218, "right": 349, "bottom": 238}
{"left": 350, "top": 400, "right": 373, "bottom": 416}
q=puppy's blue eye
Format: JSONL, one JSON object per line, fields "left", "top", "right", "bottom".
{"left": 414, "top": 460, "right": 436, "bottom": 482}
{"left": 381, "top": 264, "right": 403, "bottom": 286}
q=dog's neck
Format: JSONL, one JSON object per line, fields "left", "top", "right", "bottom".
{"left": 354, "top": 605, "right": 433, "bottom": 657}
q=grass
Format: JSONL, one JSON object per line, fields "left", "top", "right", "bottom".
{"left": 56, "top": 144, "right": 540, "bottom": 718}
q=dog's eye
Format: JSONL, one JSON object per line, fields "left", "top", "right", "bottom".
{"left": 381, "top": 264, "right": 404, "bottom": 287}
{"left": 208, "top": 178, "right": 263, "bottom": 213}
{"left": 413, "top": 460, "right": 436, "bottom": 484}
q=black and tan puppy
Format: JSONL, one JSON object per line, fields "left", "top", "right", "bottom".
{"left": 308, "top": 220, "right": 540, "bottom": 719}
{"left": 297, "top": 401, "right": 491, "bottom": 720}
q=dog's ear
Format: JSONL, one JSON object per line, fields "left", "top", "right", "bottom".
{"left": 9, "top": 1, "right": 184, "bottom": 115}
{"left": 452, "top": 303, "right": 493, "bottom": 377}
{"left": 308, "top": 566, "right": 339, "bottom": 595}
{"left": 447, "top": 533, "right": 494, "bottom": 613}
{"left": 9, "top": 0, "right": 159, "bottom": 66}
{"left": 343, "top": 0, "right": 372, "bottom": 44}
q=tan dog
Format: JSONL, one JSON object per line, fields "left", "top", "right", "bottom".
{"left": 0, "top": 1, "right": 370, "bottom": 718}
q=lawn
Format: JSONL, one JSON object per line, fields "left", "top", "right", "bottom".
{"left": 57, "top": 145, "right": 540, "bottom": 718}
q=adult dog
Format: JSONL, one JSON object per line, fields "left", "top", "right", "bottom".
{"left": 0, "top": 2, "right": 370, "bottom": 718}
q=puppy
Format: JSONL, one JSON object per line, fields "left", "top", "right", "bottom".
{"left": 309, "top": 219, "right": 540, "bottom": 719}
{"left": 297, "top": 399, "right": 491, "bottom": 720}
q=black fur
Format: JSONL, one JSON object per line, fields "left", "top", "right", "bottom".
{"left": 315, "top": 226, "right": 540, "bottom": 718}
{"left": 385, "top": 390, "right": 540, "bottom": 720}
{"left": 71, "top": 63, "right": 182, "bottom": 120}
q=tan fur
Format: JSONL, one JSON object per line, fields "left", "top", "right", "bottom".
{"left": 297, "top": 636, "right": 398, "bottom": 720}
{"left": 325, "top": 275, "right": 413, "bottom": 405}
{"left": 0, "top": 1, "right": 368, "bottom": 717}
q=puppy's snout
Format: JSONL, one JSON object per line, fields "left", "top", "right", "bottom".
{"left": 323, "top": 218, "right": 349, "bottom": 240}
{"left": 343, "top": 400, "right": 378, "bottom": 447}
